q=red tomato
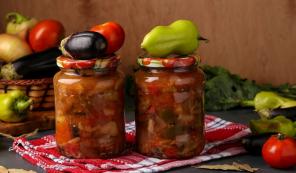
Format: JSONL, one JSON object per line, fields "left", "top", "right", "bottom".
{"left": 262, "top": 134, "right": 296, "bottom": 169}
{"left": 90, "top": 22, "right": 125, "bottom": 54}
{"left": 29, "top": 19, "right": 64, "bottom": 52}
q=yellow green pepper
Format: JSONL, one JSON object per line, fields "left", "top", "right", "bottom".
{"left": 251, "top": 91, "right": 296, "bottom": 119}
{"left": 254, "top": 91, "right": 296, "bottom": 111}
{"left": 250, "top": 116, "right": 296, "bottom": 137}
{"left": 0, "top": 90, "right": 32, "bottom": 122}
{"left": 141, "top": 20, "right": 200, "bottom": 57}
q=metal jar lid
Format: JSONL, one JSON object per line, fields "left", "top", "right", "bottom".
{"left": 56, "top": 55, "right": 120, "bottom": 70}
{"left": 137, "top": 56, "right": 199, "bottom": 68}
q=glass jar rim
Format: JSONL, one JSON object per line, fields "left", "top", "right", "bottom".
{"left": 137, "top": 55, "right": 200, "bottom": 68}
{"left": 57, "top": 55, "right": 120, "bottom": 70}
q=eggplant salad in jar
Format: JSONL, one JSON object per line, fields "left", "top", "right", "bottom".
{"left": 54, "top": 22, "right": 126, "bottom": 159}
{"left": 135, "top": 20, "right": 206, "bottom": 159}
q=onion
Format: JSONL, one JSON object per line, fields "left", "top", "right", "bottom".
{"left": 0, "top": 34, "right": 32, "bottom": 62}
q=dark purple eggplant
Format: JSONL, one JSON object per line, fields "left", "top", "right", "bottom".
{"left": 61, "top": 31, "right": 107, "bottom": 59}
{"left": 1, "top": 47, "right": 61, "bottom": 80}
{"left": 242, "top": 133, "right": 275, "bottom": 155}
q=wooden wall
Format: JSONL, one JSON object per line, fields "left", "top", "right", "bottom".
{"left": 0, "top": 0, "right": 295, "bottom": 85}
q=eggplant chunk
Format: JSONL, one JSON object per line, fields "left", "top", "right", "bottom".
{"left": 62, "top": 31, "right": 107, "bottom": 59}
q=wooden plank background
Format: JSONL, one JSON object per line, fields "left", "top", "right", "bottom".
{"left": 0, "top": 0, "right": 295, "bottom": 85}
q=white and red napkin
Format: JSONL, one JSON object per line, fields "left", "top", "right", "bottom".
{"left": 12, "top": 115, "right": 251, "bottom": 173}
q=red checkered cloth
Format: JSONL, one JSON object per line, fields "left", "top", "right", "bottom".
{"left": 11, "top": 115, "right": 251, "bottom": 173}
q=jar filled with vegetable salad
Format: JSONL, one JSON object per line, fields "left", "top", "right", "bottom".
{"left": 135, "top": 56, "right": 205, "bottom": 159}
{"left": 54, "top": 23, "right": 126, "bottom": 159}
{"left": 54, "top": 56, "right": 125, "bottom": 159}
{"left": 135, "top": 20, "right": 206, "bottom": 159}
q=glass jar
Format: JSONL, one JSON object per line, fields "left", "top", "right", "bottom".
{"left": 135, "top": 56, "right": 205, "bottom": 159}
{"left": 53, "top": 56, "right": 125, "bottom": 159}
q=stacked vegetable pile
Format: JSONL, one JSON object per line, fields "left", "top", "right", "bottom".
{"left": 0, "top": 12, "right": 64, "bottom": 80}
{"left": 246, "top": 91, "right": 296, "bottom": 167}
{"left": 58, "top": 21, "right": 125, "bottom": 68}
{"left": 203, "top": 65, "right": 296, "bottom": 168}
{"left": 134, "top": 20, "right": 209, "bottom": 159}
{"left": 140, "top": 24, "right": 296, "bottom": 167}
{"left": 206, "top": 66, "right": 296, "bottom": 168}
{"left": 0, "top": 12, "right": 65, "bottom": 123}
{"left": 55, "top": 22, "right": 125, "bottom": 158}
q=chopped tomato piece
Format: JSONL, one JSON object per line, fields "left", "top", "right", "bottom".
{"left": 164, "top": 147, "right": 178, "bottom": 158}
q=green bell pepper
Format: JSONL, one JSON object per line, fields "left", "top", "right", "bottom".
{"left": 141, "top": 20, "right": 200, "bottom": 57}
{"left": 0, "top": 90, "right": 32, "bottom": 122}
{"left": 250, "top": 116, "right": 296, "bottom": 137}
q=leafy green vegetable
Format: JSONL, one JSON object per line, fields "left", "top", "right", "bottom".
{"left": 203, "top": 65, "right": 296, "bottom": 111}
{"left": 202, "top": 65, "right": 260, "bottom": 111}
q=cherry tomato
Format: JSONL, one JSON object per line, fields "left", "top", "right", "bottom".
{"left": 29, "top": 19, "right": 64, "bottom": 52}
{"left": 262, "top": 134, "right": 296, "bottom": 169}
{"left": 90, "top": 21, "right": 125, "bottom": 54}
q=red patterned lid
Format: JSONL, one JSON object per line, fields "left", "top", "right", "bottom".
{"left": 137, "top": 56, "right": 199, "bottom": 68}
{"left": 56, "top": 55, "right": 120, "bottom": 70}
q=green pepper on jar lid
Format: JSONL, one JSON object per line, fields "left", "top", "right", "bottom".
{"left": 141, "top": 20, "right": 205, "bottom": 57}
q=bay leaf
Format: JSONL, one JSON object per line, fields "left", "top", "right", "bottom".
{"left": 193, "top": 162, "right": 259, "bottom": 172}
{"left": 233, "top": 162, "right": 259, "bottom": 172}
